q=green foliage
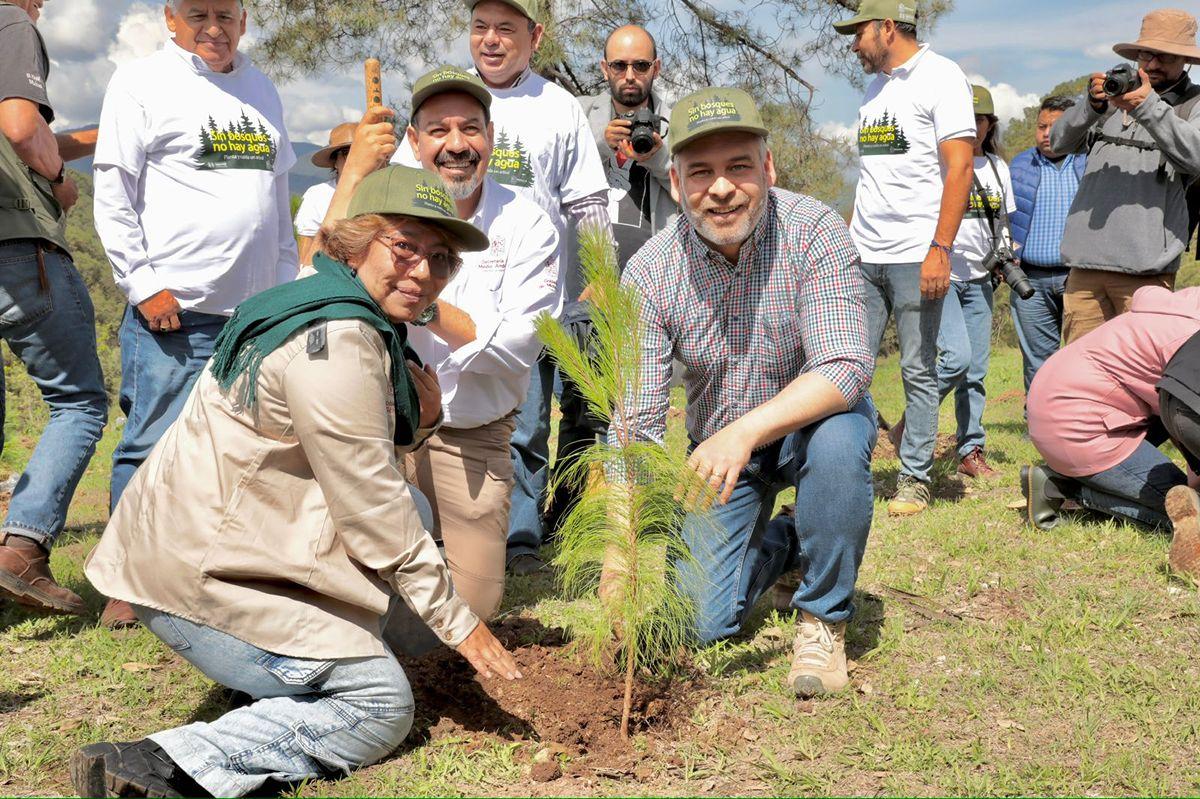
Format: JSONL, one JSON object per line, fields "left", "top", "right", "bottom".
{"left": 535, "top": 227, "right": 712, "bottom": 735}
{"left": 760, "top": 103, "right": 849, "bottom": 211}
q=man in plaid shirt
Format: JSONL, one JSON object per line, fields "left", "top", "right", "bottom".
{"left": 611, "top": 87, "right": 876, "bottom": 697}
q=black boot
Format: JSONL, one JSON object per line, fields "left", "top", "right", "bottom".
{"left": 70, "top": 739, "right": 209, "bottom": 798}
{"left": 1021, "top": 464, "right": 1073, "bottom": 531}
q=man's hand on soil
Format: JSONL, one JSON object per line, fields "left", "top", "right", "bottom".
{"left": 457, "top": 622, "right": 523, "bottom": 680}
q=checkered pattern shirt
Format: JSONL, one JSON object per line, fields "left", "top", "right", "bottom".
{"left": 612, "top": 188, "right": 873, "bottom": 447}
{"left": 1021, "top": 151, "right": 1080, "bottom": 268}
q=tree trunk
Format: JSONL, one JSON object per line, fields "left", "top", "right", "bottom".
{"left": 621, "top": 628, "right": 636, "bottom": 738}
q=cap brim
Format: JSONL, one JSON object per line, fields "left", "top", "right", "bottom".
{"left": 311, "top": 144, "right": 350, "bottom": 168}
{"left": 833, "top": 13, "right": 871, "bottom": 34}
{"left": 669, "top": 124, "right": 769, "bottom": 157}
{"left": 1113, "top": 41, "right": 1200, "bottom": 65}
{"left": 411, "top": 80, "right": 492, "bottom": 120}
{"left": 428, "top": 216, "right": 491, "bottom": 253}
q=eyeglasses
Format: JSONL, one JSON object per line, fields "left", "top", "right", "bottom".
{"left": 606, "top": 59, "right": 654, "bottom": 75}
{"left": 1134, "top": 49, "right": 1182, "bottom": 65}
{"left": 375, "top": 235, "right": 461, "bottom": 281}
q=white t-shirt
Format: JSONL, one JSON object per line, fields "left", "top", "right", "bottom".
{"left": 294, "top": 178, "right": 337, "bottom": 237}
{"left": 93, "top": 40, "right": 298, "bottom": 315}
{"left": 850, "top": 44, "right": 976, "bottom": 264}
{"left": 952, "top": 155, "right": 1016, "bottom": 282}
{"left": 396, "top": 69, "right": 607, "bottom": 264}
{"left": 407, "top": 178, "right": 561, "bottom": 429}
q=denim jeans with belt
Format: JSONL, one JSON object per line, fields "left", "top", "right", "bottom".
{"left": 936, "top": 277, "right": 994, "bottom": 459}
{"left": 860, "top": 262, "right": 944, "bottom": 484}
{"left": 676, "top": 397, "right": 877, "bottom": 642}
{"left": 0, "top": 241, "right": 107, "bottom": 548}
{"left": 110, "top": 305, "right": 227, "bottom": 511}
{"left": 1009, "top": 267, "right": 1068, "bottom": 394}
{"left": 135, "top": 606, "right": 415, "bottom": 798}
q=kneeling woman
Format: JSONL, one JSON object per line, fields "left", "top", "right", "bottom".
{"left": 1024, "top": 286, "right": 1200, "bottom": 533}
{"left": 75, "top": 167, "right": 520, "bottom": 798}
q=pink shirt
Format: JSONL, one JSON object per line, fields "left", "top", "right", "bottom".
{"left": 1028, "top": 286, "right": 1200, "bottom": 477}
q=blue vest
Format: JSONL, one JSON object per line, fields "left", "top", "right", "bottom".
{"left": 1009, "top": 147, "right": 1087, "bottom": 251}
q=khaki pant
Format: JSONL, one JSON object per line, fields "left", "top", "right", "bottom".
{"left": 405, "top": 414, "right": 516, "bottom": 620}
{"left": 1062, "top": 268, "right": 1175, "bottom": 344}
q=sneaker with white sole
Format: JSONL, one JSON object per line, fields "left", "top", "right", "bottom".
{"left": 887, "top": 474, "right": 930, "bottom": 516}
{"left": 786, "top": 610, "right": 849, "bottom": 697}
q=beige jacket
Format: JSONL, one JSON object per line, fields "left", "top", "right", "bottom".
{"left": 85, "top": 319, "right": 479, "bottom": 659}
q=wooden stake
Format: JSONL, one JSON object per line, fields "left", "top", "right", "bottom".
{"left": 364, "top": 58, "right": 382, "bottom": 109}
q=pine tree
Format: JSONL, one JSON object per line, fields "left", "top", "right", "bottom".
{"left": 238, "top": 109, "right": 255, "bottom": 134}
{"left": 536, "top": 229, "right": 713, "bottom": 738}
{"left": 514, "top": 136, "right": 534, "bottom": 186}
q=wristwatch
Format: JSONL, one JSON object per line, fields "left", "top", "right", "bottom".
{"left": 49, "top": 162, "right": 66, "bottom": 186}
{"left": 414, "top": 301, "right": 439, "bottom": 327}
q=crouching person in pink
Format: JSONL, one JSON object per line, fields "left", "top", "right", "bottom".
{"left": 1023, "top": 286, "right": 1200, "bottom": 533}
{"left": 72, "top": 166, "right": 520, "bottom": 798}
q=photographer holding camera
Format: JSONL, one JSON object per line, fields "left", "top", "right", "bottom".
{"left": 1050, "top": 8, "right": 1200, "bottom": 344}
{"left": 934, "top": 85, "right": 1020, "bottom": 480}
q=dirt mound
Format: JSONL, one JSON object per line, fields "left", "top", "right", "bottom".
{"left": 401, "top": 617, "right": 699, "bottom": 773}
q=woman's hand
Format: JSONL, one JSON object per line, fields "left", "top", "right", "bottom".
{"left": 406, "top": 360, "right": 442, "bottom": 428}
{"left": 456, "top": 621, "right": 522, "bottom": 680}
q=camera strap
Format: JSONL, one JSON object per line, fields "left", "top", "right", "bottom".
{"left": 971, "top": 155, "right": 1009, "bottom": 249}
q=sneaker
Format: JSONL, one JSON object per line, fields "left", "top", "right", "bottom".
{"left": 786, "top": 610, "right": 849, "bottom": 697}
{"left": 887, "top": 475, "right": 930, "bottom": 516}
{"left": 0, "top": 534, "right": 85, "bottom": 615}
{"left": 957, "top": 448, "right": 1000, "bottom": 479}
{"left": 770, "top": 568, "right": 803, "bottom": 612}
{"left": 70, "top": 739, "right": 209, "bottom": 798}
{"left": 506, "top": 552, "right": 546, "bottom": 576}
{"left": 1166, "top": 485, "right": 1200, "bottom": 579}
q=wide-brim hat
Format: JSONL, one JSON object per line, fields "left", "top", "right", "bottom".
{"left": 411, "top": 65, "right": 492, "bottom": 119}
{"left": 346, "top": 166, "right": 490, "bottom": 252}
{"left": 311, "top": 122, "right": 357, "bottom": 168}
{"left": 1113, "top": 8, "right": 1200, "bottom": 65}
{"left": 668, "top": 87, "right": 769, "bottom": 157}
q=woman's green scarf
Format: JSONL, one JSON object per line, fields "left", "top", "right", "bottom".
{"left": 209, "top": 252, "right": 422, "bottom": 445}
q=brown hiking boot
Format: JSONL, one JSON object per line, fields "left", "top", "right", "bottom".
{"left": 957, "top": 448, "right": 1000, "bottom": 479}
{"left": 0, "top": 534, "right": 85, "bottom": 615}
{"left": 101, "top": 598, "right": 140, "bottom": 629}
{"left": 1166, "top": 485, "right": 1200, "bottom": 580}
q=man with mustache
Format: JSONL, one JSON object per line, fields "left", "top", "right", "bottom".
{"left": 611, "top": 88, "right": 876, "bottom": 698}
{"left": 91, "top": 0, "right": 298, "bottom": 627}
{"left": 834, "top": 0, "right": 975, "bottom": 517}
{"left": 401, "top": 66, "right": 559, "bottom": 621}
{"left": 1050, "top": 7, "right": 1200, "bottom": 343}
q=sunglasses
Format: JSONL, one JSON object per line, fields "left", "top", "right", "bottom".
{"left": 606, "top": 59, "right": 654, "bottom": 75}
{"left": 375, "top": 235, "right": 461, "bottom": 281}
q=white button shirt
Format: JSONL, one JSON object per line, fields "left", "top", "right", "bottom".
{"left": 407, "top": 177, "right": 560, "bottom": 429}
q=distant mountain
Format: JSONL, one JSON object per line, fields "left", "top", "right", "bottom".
{"left": 68, "top": 140, "right": 333, "bottom": 198}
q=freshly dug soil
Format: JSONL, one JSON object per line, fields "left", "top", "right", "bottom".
{"left": 400, "top": 617, "right": 698, "bottom": 769}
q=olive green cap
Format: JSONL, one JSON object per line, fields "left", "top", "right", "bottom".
{"left": 462, "top": 0, "right": 539, "bottom": 24}
{"left": 971, "top": 85, "right": 995, "bottom": 116}
{"left": 411, "top": 65, "right": 492, "bottom": 119}
{"left": 347, "top": 166, "right": 490, "bottom": 252}
{"left": 668, "top": 87, "right": 769, "bottom": 157}
{"left": 833, "top": 0, "right": 918, "bottom": 34}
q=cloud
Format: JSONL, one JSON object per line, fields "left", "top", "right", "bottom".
{"left": 108, "top": 3, "right": 169, "bottom": 67}
{"left": 1084, "top": 42, "right": 1117, "bottom": 60}
{"left": 39, "top": 0, "right": 124, "bottom": 60}
{"left": 278, "top": 76, "right": 363, "bottom": 145}
{"left": 966, "top": 74, "right": 1039, "bottom": 124}
{"left": 816, "top": 121, "right": 855, "bottom": 144}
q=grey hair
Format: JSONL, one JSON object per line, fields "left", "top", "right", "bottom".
{"left": 671, "top": 135, "right": 769, "bottom": 168}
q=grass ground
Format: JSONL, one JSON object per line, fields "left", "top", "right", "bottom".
{"left": 2, "top": 346, "right": 1199, "bottom": 796}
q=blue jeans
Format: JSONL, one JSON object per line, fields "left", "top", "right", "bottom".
{"left": 936, "top": 277, "right": 993, "bottom": 459}
{"left": 0, "top": 242, "right": 107, "bottom": 548}
{"left": 861, "top": 262, "right": 944, "bottom": 483}
{"left": 110, "top": 305, "right": 227, "bottom": 511}
{"left": 677, "top": 398, "right": 877, "bottom": 642}
{"left": 1010, "top": 267, "right": 1068, "bottom": 394}
{"left": 1074, "top": 439, "right": 1186, "bottom": 530}
{"left": 134, "top": 606, "right": 414, "bottom": 797}
{"left": 506, "top": 354, "right": 554, "bottom": 558}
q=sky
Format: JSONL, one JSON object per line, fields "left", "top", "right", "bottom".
{"left": 42, "top": 0, "right": 1169, "bottom": 146}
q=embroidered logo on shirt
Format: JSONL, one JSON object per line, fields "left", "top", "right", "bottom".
{"left": 194, "top": 109, "right": 278, "bottom": 171}
{"left": 857, "top": 111, "right": 911, "bottom": 155}
{"left": 488, "top": 129, "right": 534, "bottom": 188}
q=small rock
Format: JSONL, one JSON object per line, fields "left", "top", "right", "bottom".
{"left": 533, "top": 747, "right": 553, "bottom": 764}
{"left": 531, "top": 762, "right": 562, "bottom": 782}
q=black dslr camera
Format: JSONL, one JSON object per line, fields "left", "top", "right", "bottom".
{"left": 619, "top": 108, "right": 666, "bottom": 155}
{"left": 983, "top": 243, "right": 1034, "bottom": 300}
{"left": 1103, "top": 63, "right": 1142, "bottom": 97}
